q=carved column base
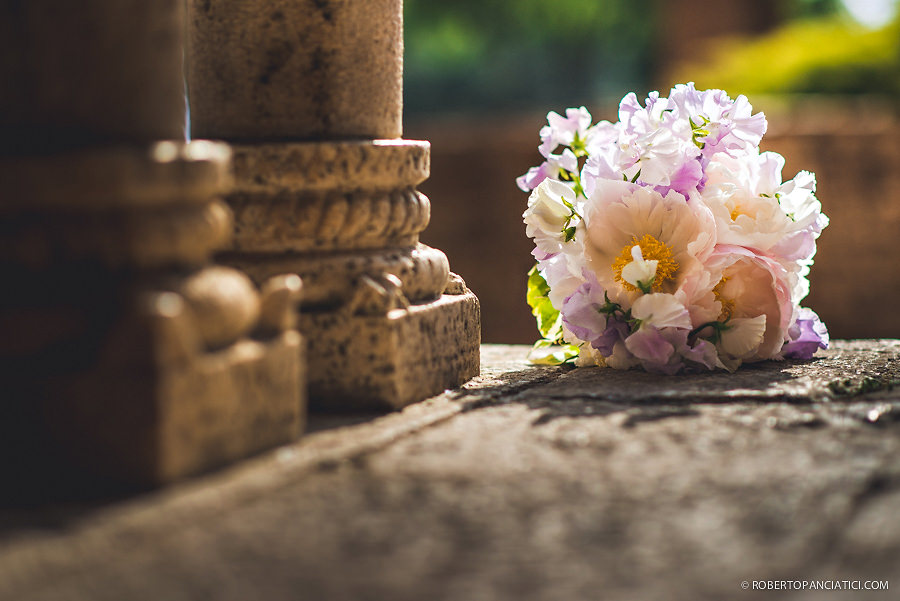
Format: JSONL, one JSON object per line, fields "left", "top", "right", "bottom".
{"left": 225, "top": 245, "right": 481, "bottom": 410}
{"left": 219, "top": 139, "right": 481, "bottom": 410}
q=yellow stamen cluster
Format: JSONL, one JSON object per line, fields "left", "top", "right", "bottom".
{"left": 730, "top": 205, "right": 742, "bottom": 221}
{"left": 714, "top": 277, "right": 735, "bottom": 320}
{"left": 612, "top": 234, "right": 678, "bottom": 292}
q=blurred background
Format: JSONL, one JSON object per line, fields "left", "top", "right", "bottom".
{"left": 404, "top": 0, "right": 900, "bottom": 344}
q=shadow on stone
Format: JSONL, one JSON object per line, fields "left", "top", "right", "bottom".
{"left": 485, "top": 342, "right": 900, "bottom": 428}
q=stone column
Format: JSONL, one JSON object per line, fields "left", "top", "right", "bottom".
{"left": 187, "top": 0, "right": 480, "bottom": 409}
{"left": 0, "top": 0, "right": 305, "bottom": 491}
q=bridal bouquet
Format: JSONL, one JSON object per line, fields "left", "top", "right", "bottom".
{"left": 519, "top": 83, "right": 829, "bottom": 373}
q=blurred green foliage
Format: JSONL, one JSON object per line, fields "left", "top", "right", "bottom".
{"left": 404, "top": 0, "right": 894, "bottom": 114}
{"left": 404, "top": 0, "right": 658, "bottom": 115}
{"left": 677, "top": 15, "right": 900, "bottom": 100}
{"left": 784, "top": 0, "right": 844, "bottom": 19}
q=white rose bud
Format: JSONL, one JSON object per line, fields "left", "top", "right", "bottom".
{"left": 523, "top": 179, "right": 577, "bottom": 253}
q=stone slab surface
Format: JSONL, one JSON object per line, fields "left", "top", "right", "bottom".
{"left": 2, "top": 342, "right": 900, "bottom": 600}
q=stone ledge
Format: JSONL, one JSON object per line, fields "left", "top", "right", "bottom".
{"left": 2, "top": 341, "right": 899, "bottom": 601}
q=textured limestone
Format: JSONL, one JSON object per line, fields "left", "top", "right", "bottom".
{"left": 2, "top": 342, "right": 900, "bottom": 601}
{"left": 256, "top": 274, "right": 304, "bottom": 336}
{"left": 303, "top": 289, "right": 481, "bottom": 409}
{"left": 179, "top": 266, "right": 262, "bottom": 349}
{"left": 1, "top": 198, "right": 234, "bottom": 270}
{"left": 229, "top": 188, "right": 429, "bottom": 252}
{"left": 226, "top": 141, "right": 430, "bottom": 252}
{"left": 210, "top": 133, "right": 478, "bottom": 412}
{"left": 0, "top": 141, "right": 234, "bottom": 269}
{"left": 230, "top": 140, "right": 429, "bottom": 194}
{"left": 187, "top": 0, "right": 403, "bottom": 141}
{"left": 0, "top": 0, "right": 185, "bottom": 152}
{"left": 213, "top": 139, "right": 480, "bottom": 409}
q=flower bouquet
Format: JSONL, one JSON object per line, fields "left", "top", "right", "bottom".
{"left": 519, "top": 83, "right": 829, "bottom": 373}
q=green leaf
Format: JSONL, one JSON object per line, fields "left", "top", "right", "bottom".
{"left": 526, "top": 264, "right": 561, "bottom": 339}
{"left": 526, "top": 264, "right": 581, "bottom": 364}
{"left": 563, "top": 226, "right": 577, "bottom": 242}
{"left": 528, "top": 339, "right": 581, "bottom": 365}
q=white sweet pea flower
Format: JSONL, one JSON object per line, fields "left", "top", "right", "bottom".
{"left": 538, "top": 252, "right": 586, "bottom": 310}
{"left": 771, "top": 170, "right": 829, "bottom": 263}
{"left": 523, "top": 178, "right": 579, "bottom": 255}
{"left": 582, "top": 121, "right": 619, "bottom": 157}
{"left": 620, "top": 245, "right": 658, "bottom": 293}
{"left": 718, "top": 315, "right": 767, "bottom": 370}
{"left": 540, "top": 107, "right": 594, "bottom": 158}
{"left": 628, "top": 126, "right": 698, "bottom": 187}
{"left": 517, "top": 147, "right": 580, "bottom": 192}
{"left": 631, "top": 293, "right": 693, "bottom": 329}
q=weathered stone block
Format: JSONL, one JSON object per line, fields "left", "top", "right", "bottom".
{"left": 58, "top": 335, "right": 305, "bottom": 486}
{"left": 0, "top": 135, "right": 308, "bottom": 489}
{"left": 229, "top": 140, "right": 429, "bottom": 195}
{"left": 7, "top": 270, "right": 308, "bottom": 488}
{"left": 302, "top": 290, "right": 481, "bottom": 410}
{"left": 0, "top": 141, "right": 234, "bottom": 269}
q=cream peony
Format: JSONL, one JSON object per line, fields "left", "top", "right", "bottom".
{"left": 583, "top": 179, "right": 717, "bottom": 312}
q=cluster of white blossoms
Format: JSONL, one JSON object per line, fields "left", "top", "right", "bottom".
{"left": 519, "top": 84, "right": 829, "bottom": 373}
